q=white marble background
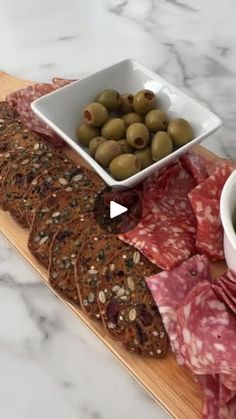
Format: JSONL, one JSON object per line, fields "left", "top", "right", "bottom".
{"left": 0, "top": 0, "right": 236, "bottom": 418}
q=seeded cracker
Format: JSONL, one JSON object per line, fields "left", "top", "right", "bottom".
{"left": 97, "top": 247, "right": 168, "bottom": 357}
{"left": 29, "top": 181, "right": 99, "bottom": 268}
{"left": 49, "top": 218, "right": 101, "bottom": 306}
{"left": 75, "top": 232, "right": 128, "bottom": 321}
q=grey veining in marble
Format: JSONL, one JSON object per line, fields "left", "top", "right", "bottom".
{"left": 0, "top": 0, "right": 236, "bottom": 418}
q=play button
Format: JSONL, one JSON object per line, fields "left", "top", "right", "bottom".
{"left": 110, "top": 201, "right": 128, "bottom": 219}
{"left": 94, "top": 186, "right": 143, "bottom": 234}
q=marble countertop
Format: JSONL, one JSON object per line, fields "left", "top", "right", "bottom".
{"left": 0, "top": 0, "right": 236, "bottom": 418}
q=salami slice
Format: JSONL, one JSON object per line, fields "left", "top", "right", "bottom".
{"left": 213, "top": 270, "right": 236, "bottom": 314}
{"left": 146, "top": 255, "right": 210, "bottom": 362}
{"left": 52, "top": 77, "right": 76, "bottom": 89}
{"left": 188, "top": 162, "right": 234, "bottom": 259}
{"left": 120, "top": 162, "right": 196, "bottom": 270}
{"left": 177, "top": 280, "right": 236, "bottom": 375}
{"left": 197, "top": 375, "right": 236, "bottom": 419}
{"left": 180, "top": 150, "right": 208, "bottom": 184}
{"left": 7, "top": 83, "right": 64, "bottom": 147}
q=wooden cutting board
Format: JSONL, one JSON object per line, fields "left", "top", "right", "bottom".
{"left": 0, "top": 72, "right": 227, "bottom": 419}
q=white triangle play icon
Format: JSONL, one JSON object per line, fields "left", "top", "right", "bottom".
{"left": 110, "top": 200, "right": 128, "bottom": 219}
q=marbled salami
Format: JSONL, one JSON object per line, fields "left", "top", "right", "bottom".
{"left": 52, "top": 77, "right": 76, "bottom": 89}
{"left": 6, "top": 79, "right": 75, "bottom": 148}
{"left": 177, "top": 280, "right": 236, "bottom": 375}
{"left": 180, "top": 150, "right": 209, "bottom": 183}
{"left": 146, "top": 255, "right": 210, "bottom": 362}
{"left": 188, "top": 162, "right": 234, "bottom": 259}
{"left": 120, "top": 162, "right": 197, "bottom": 270}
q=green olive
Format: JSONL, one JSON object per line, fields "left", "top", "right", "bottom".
{"left": 133, "top": 90, "right": 157, "bottom": 114}
{"left": 122, "top": 112, "right": 144, "bottom": 128}
{"left": 134, "top": 147, "right": 154, "bottom": 169}
{"left": 76, "top": 123, "right": 100, "bottom": 147}
{"left": 119, "top": 93, "right": 134, "bottom": 114}
{"left": 126, "top": 123, "right": 150, "bottom": 149}
{"left": 95, "top": 140, "right": 122, "bottom": 168}
{"left": 101, "top": 118, "right": 126, "bottom": 140}
{"left": 151, "top": 131, "right": 173, "bottom": 161}
{"left": 83, "top": 102, "right": 109, "bottom": 127}
{"left": 168, "top": 118, "right": 193, "bottom": 146}
{"left": 145, "top": 109, "right": 168, "bottom": 133}
{"left": 109, "top": 154, "right": 141, "bottom": 180}
{"left": 95, "top": 89, "right": 121, "bottom": 111}
{"left": 89, "top": 137, "right": 107, "bottom": 157}
{"left": 118, "top": 139, "right": 133, "bottom": 154}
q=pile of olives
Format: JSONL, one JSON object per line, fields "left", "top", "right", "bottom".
{"left": 76, "top": 89, "right": 193, "bottom": 181}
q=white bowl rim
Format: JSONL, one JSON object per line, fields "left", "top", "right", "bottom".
{"left": 220, "top": 169, "right": 236, "bottom": 250}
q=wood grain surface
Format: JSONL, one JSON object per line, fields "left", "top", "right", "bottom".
{"left": 0, "top": 71, "right": 226, "bottom": 419}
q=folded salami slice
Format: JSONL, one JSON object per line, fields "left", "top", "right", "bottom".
{"left": 146, "top": 254, "right": 210, "bottom": 362}
{"left": 213, "top": 270, "right": 236, "bottom": 315}
{"left": 120, "top": 162, "right": 197, "bottom": 270}
{"left": 188, "top": 162, "right": 234, "bottom": 259}
{"left": 51, "top": 77, "right": 76, "bottom": 89}
{"left": 177, "top": 280, "right": 236, "bottom": 375}
{"left": 180, "top": 150, "right": 208, "bottom": 183}
{"left": 7, "top": 83, "right": 64, "bottom": 147}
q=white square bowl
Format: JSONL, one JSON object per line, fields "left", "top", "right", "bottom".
{"left": 32, "top": 59, "right": 222, "bottom": 189}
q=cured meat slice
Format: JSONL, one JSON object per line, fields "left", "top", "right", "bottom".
{"left": 146, "top": 255, "right": 210, "bottom": 362}
{"left": 188, "top": 162, "right": 234, "bottom": 259}
{"left": 120, "top": 162, "right": 196, "bottom": 270}
{"left": 180, "top": 150, "right": 208, "bottom": 183}
{"left": 197, "top": 375, "right": 236, "bottom": 419}
{"left": 212, "top": 270, "right": 236, "bottom": 314}
{"left": 7, "top": 84, "right": 64, "bottom": 147}
{"left": 52, "top": 77, "right": 76, "bottom": 89}
{"left": 177, "top": 280, "right": 236, "bottom": 375}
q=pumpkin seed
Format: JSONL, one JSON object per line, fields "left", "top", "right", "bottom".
{"left": 88, "top": 269, "right": 98, "bottom": 275}
{"left": 129, "top": 308, "right": 137, "bottom": 321}
{"left": 112, "top": 285, "right": 120, "bottom": 294}
{"left": 71, "top": 174, "right": 83, "bottom": 182}
{"left": 33, "top": 143, "right": 40, "bottom": 150}
{"left": 21, "top": 159, "right": 29, "bottom": 165}
{"left": 116, "top": 287, "right": 125, "bottom": 298}
{"left": 127, "top": 276, "right": 135, "bottom": 291}
{"left": 59, "top": 178, "right": 68, "bottom": 186}
{"left": 39, "top": 236, "right": 49, "bottom": 245}
{"left": 159, "top": 331, "right": 165, "bottom": 339}
{"left": 133, "top": 251, "right": 140, "bottom": 264}
{"left": 156, "top": 349, "right": 162, "bottom": 354}
{"left": 152, "top": 331, "right": 159, "bottom": 337}
{"left": 98, "top": 290, "right": 106, "bottom": 304}
{"left": 33, "top": 235, "right": 40, "bottom": 242}
{"left": 41, "top": 207, "right": 50, "bottom": 213}
{"left": 109, "top": 263, "right": 115, "bottom": 272}
{"left": 107, "top": 322, "right": 116, "bottom": 329}
{"left": 88, "top": 292, "right": 95, "bottom": 303}
{"left": 120, "top": 295, "right": 127, "bottom": 300}
{"left": 51, "top": 271, "right": 58, "bottom": 279}
{"left": 52, "top": 211, "right": 60, "bottom": 218}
